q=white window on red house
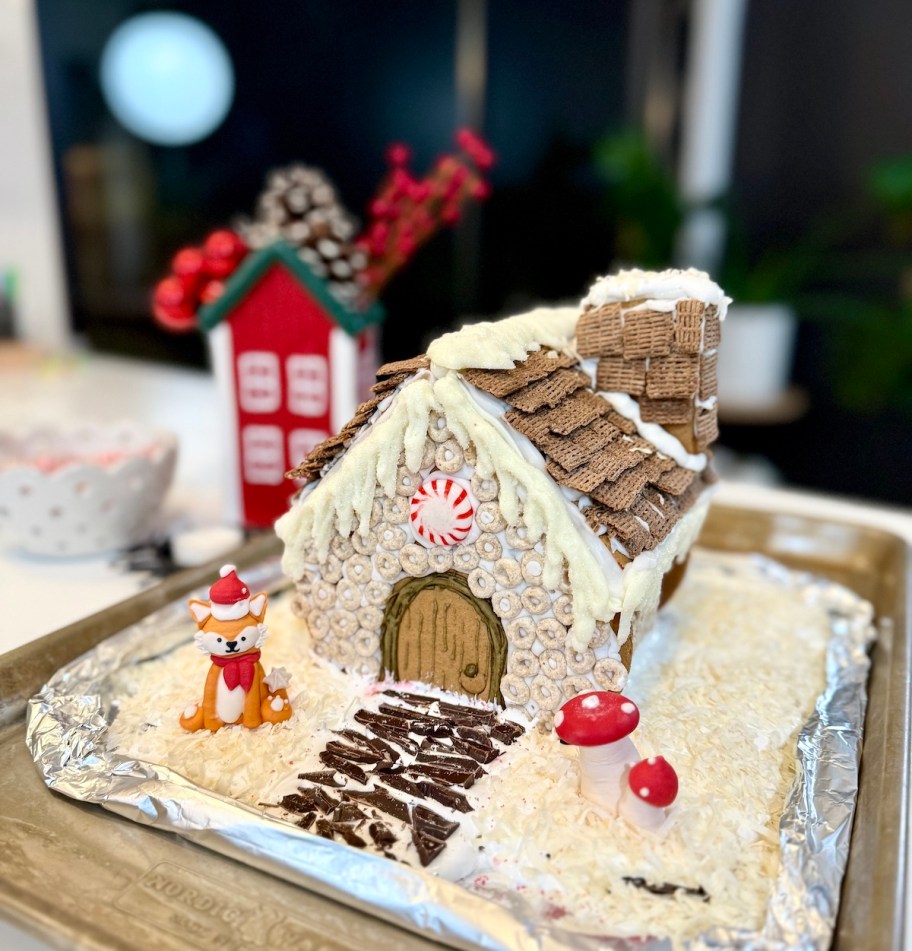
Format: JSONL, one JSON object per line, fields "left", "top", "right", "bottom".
{"left": 237, "top": 351, "right": 281, "bottom": 413}
{"left": 288, "top": 428, "right": 329, "bottom": 476}
{"left": 241, "top": 425, "right": 285, "bottom": 485}
{"left": 286, "top": 354, "right": 328, "bottom": 417}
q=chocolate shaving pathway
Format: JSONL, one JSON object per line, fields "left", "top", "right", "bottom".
{"left": 275, "top": 690, "right": 525, "bottom": 866}
{"left": 325, "top": 740, "right": 387, "bottom": 764}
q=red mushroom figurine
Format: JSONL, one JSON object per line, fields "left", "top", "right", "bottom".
{"left": 619, "top": 756, "right": 679, "bottom": 830}
{"left": 554, "top": 691, "right": 641, "bottom": 812}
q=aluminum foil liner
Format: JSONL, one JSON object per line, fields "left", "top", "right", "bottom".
{"left": 25, "top": 555, "right": 875, "bottom": 951}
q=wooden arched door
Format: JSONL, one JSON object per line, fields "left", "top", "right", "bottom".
{"left": 381, "top": 571, "right": 507, "bottom": 703}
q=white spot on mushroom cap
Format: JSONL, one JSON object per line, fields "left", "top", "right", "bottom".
{"left": 639, "top": 786, "right": 650, "bottom": 798}
{"left": 581, "top": 694, "right": 600, "bottom": 709}
{"left": 621, "top": 702, "right": 636, "bottom": 714}
{"left": 554, "top": 709, "right": 564, "bottom": 728}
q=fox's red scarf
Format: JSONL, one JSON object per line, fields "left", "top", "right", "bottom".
{"left": 211, "top": 650, "right": 261, "bottom": 692}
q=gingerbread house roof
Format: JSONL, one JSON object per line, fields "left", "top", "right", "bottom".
{"left": 461, "top": 353, "right": 713, "bottom": 558}
{"left": 288, "top": 270, "right": 724, "bottom": 561}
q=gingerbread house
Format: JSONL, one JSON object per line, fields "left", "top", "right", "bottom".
{"left": 277, "top": 268, "right": 728, "bottom": 725}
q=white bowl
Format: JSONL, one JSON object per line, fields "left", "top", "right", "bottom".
{"left": 0, "top": 423, "right": 178, "bottom": 557}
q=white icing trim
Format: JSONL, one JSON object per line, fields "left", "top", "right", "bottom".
{"left": 427, "top": 306, "right": 578, "bottom": 371}
{"left": 582, "top": 267, "right": 730, "bottom": 320}
{"left": 599, "top": 392, "right": 707, "bottom": 472}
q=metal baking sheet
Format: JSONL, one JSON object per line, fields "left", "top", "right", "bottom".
{"left": 0, "top": 505, "right": 908, "bottom": 950}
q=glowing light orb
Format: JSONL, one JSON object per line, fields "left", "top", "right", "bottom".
{"left": 100, "top": 12, "right": 234, "bottom": 146}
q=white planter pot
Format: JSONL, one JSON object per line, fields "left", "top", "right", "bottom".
{"left": 717, "top": 303, "right": 797, "bottom": 410}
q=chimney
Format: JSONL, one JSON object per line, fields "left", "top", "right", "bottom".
{"left": 575, "top": 269, "right": 727, "bottom": 454}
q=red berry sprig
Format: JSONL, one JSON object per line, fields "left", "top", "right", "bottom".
{"left": 152, "top": 229, "right": 248, "bottom": 332}
{"left": 355, "top": 129, "right": 494, "bottom": 300}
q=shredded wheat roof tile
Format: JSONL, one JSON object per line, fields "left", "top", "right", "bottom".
{"left": 654, "top": 466, "right": 696, "bottom": 496}
{"left": 371, "top": 374, "right": 408, "bottom": 395}
{"left": 532, "top": 417, "right": 621, "bottom": 472}
{"left": 589, "top": 465, "right": 652, "bottom": 510}
{"left": 461, "top": 349, "right": 578, "bottom": 397}
{"left": 376, "top": 355, "right": 430, "bottom": 377}
{"left": 602, "top": 409, "right": 638, "bottom": 435}
{"left": 501, "top": 368, "right": 591, "bottom": 413}
{"left": 506, "top": 390, "right": 613, "bottom": 438}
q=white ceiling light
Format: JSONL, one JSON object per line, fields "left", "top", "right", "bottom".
{"left": 100, "top": 11, "right": 235, "bottom": 146}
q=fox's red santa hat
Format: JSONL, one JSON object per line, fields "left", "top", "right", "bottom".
{"left": 208, "top": 564, "right": 251, "bottom": 621}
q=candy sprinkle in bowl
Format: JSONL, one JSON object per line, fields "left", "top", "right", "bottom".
{"left": 0, "top": 423, "right": 178, "bottom": 557}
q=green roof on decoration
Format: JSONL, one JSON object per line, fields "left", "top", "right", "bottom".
{"left": 198, "top": 239, "right": 384, "bottom": 337}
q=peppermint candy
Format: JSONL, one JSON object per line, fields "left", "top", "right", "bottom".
{"left": 409, "top": 477, "right": 475, "bottom": 547}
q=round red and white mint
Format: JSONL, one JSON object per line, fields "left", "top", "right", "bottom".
{"left": 410, "top": 477, "right": 475, "bottom": 547}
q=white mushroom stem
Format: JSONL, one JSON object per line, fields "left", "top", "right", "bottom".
{"left": 577, "top": 736, "right": 640, "bottom": 812}
{"left": 618, "top": 783, "right": 668, "bottom": 830}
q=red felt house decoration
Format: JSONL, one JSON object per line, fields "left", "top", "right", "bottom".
{"left": 152, "top": 131, "right": 494, "bottom": 529}
{"left": 198, "top": 241, "right": 384, "bottom": 528}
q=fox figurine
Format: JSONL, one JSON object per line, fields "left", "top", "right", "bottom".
{"left": 179, "top": 564, "right": 294, "bottom": 732}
